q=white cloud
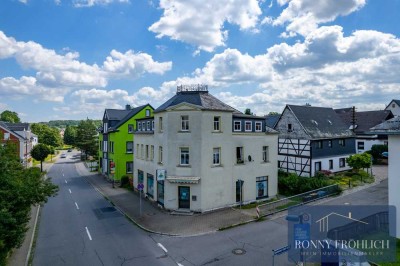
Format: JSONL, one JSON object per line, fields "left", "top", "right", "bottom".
{"left": 274, "top": 0, "right": 366, "bottom": 37}
{"left": 103, "top": 50, "right": 172, "bottom": 78}
{"left": 149, "top": 0, "right": 262, "bottom": 52}
{"left": 18, "top": 0, "right": 28, "bottom": 4}
{"left": 72, "top": 0, "right": 129, "bottom": 8}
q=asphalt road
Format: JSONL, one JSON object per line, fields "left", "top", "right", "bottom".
{"left": 33, "top": 151, "right": 177, "bottom": 266}
{"left": 152, "top": 180, "right": 389, "bottom": 266}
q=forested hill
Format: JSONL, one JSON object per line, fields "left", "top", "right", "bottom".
{"left": 40, "top": 120, "right": 102, "bottom": 128}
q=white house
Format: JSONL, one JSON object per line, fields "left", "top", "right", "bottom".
{"left": 133, "top": 85, "right": 279, "bottom": 212}
{"left": 371, "top": 116, "right": 400, "bottom": 238}
{"left": 385, "top": 99, "right": 400, "bottom": 116}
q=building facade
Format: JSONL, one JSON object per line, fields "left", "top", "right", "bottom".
{"left": 134, "top": 85, "right": 278, "bottom": 212}
{"left": 385, "top": 99, "right": 400, "bottom": 116}
{"left": 99, "top": 104, "right": 154, "bottom": 183}
{"left": 275, "top": 105, "right": 356, "bottom": 177}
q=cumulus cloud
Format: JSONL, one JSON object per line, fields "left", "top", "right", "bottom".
{"left": 274, "top": 0, "right": 366, "bottom": 37}
{"left": 149, "top": 0, "right": 262, "bottom": 52}
{"left": 72, "top": 0, "right": 129, "bottom": 8}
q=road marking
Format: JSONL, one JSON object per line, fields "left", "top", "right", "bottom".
{"left": 65, "top": 180, "right": 67, "bottom": 184}
{"left": 157, "top": 243, "right": 168, "bottom": 253}
{"left": 85, "top": 227, "right": 92, "bottom": 241}
{"left": 62, "top": 173, "right": 64, "bottom": 177}
{"left": 75, "top": 202, "right": 79, "bottom": 210}
{"left": 177, "top": 263, "right": 184, "bottom": 266}
{"left": 68, "top": 189, "right": 72, "bottom": 194}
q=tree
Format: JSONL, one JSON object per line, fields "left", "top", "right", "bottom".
{"left": 76, "top": 119, "right": 98, "bottom": 160}
{"left": 346, "top": 153, "right": 372, "bottom": 173}
{"left": 31, "top": 123, "right": 63, "bottom": 147}
{"left": 64, "top": 125, "right": 77, "bottom": 146}
{"left": 31, "top": 144, "right": 51, "bottom": 172}
{"left": 244, "top": 108, "right": 253, "bottom": 115}
{"left": 0, "top": 110, "right": 21, "bottom": 123}
{"left": 0, "top": 142, "right": 58, "bottom": 264}
{"left": 268, "top": 112, "right": 280, "bottom": 115}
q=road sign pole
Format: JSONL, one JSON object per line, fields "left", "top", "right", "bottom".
{"left": 140, "top": 189, "right": 142, "bottom": 217}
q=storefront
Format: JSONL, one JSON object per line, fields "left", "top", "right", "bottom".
{"left": 147, "top": 173, "right": 154, "bottom": 198}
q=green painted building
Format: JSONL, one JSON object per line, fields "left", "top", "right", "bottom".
{"left": 99, "top": 104, "right": 154, "bottom": 183}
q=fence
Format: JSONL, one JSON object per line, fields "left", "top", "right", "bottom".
{"left": 257, "top": 184, "right": 340, "bottom": 217}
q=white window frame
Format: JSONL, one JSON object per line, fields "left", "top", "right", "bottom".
{"left": 159, "top": 117, "right": 163, "bottom": 132}
{"left": 150, "top": 145, "right": 154, "bottom": 161}
{"left": 4, "top": 132, "right": 10, "bottom": 140}
{"left": 136, "top": 144, "right": 140, "bottom": 158}
{"left": 103, "top": 122, "right": 108, "bottom": 133}
{"left": 103, "top": 141, "right": 108, "bottom": 152}
{"left": 138, "top": 122, "right": 142, "bottom": 131}
{"left": 245, "top": 121, "right": 252, "bottom": 132}
{"left": 145, "top": 145, "right": 149, "bottom": 160}
{"left": 262, "top": 146, "right": 269, "bottom": 162}
{"left": 255, "top": 122, "right": 262, "bottom": 132}
{"left": 142, "top": 122, "right": 145, "bottom": 131}
{"left": 152, "top": 120, "right": 155, "bottom": 130}
{"left": 180, "top": 147, "right": 190, "bottom": 165}
{"left": 147, "top": 121, "right": 150, "bottom": 130}
{"left": 181, "top": 115, "right": 189, "bottom": 131}
{"left": 234, "top": 121, "right": 241, "bottom": 131}
{"left": 159, "top": 146, "right": 163, "bottom": 164}
{"left": 339, "top": 158, "right": 346, "bottom": 168}
{"left": 126, "top": 161, "right": 133, "bottom": 174}
{"left": 128, "top": 124, "right": 134, "bottom": 133}
{"left": 236, "top": 147, "right": 244, "bottom": 164}
{"left": 126, "top": 141, "right": 133, "bottom": 153}
{"left": 145, "top": 109, "right": 150, "bottom": 117}
{"left": 213, "top": 147, "right": 221, "bottom": 165}
{"left": 213, "top": 116, "right": 220, "bottom": 131}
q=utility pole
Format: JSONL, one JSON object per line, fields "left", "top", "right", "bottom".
{"left": 351, "top": 106, "right": 357, "bottom": 132}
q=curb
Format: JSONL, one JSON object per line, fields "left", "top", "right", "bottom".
{"left": 25, "top": 205, "right": 40, "bottom": 266}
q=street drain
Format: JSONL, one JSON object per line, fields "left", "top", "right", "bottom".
{"left": 232, "top": 248, "right": 246, "bottom": 255}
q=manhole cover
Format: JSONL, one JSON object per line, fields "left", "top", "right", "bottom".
{"left": 232, "top": 248, "right": 246, "bottom": 255}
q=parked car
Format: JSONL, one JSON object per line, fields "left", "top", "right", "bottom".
{"left": 60, "top": 154, "right": 67, "bottom": 158}
{"left": 67, "top": 148, "right": 72, "bottom": 152}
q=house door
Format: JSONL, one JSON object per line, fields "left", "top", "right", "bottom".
{"left": 236, "top": 180, "right": 244, "bottom": 203}
{"left": 178, "top": 186, "right": 190, "bottom": 209}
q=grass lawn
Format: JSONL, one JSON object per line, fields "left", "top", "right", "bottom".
{"left": 32, "top": 153, "right": 58, "bottom": 166}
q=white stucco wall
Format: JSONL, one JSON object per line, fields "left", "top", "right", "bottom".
{"left": 356, "top": 138, "right": 387, "bottom": 154}
{"left": 385, "top": 101, "right": 400, "bottom": 116}
{"left": 388, "top": 135, "right": 400, "bottom": 238}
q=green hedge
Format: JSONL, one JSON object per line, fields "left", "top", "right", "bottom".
{"left": 278, "top": 173, "right": 333, "bottom": 196}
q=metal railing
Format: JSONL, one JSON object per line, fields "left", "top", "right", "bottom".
{"left": 257, "top": 184, "right": 340, "bottom": 217}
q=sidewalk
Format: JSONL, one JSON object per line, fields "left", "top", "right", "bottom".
{"left": 77, "top": 163, "right": 388, "bottom": 236}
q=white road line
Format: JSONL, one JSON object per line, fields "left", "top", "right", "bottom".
{"left": 85, "top": 227, "right": 92, "bottom": 241}
{"left": 177, "top": 263, "right": 184, "bottom": 266}
{"left": 157, "top": 243, "right": 168, "bottom": 253}
{"left": 68, "top": 189, "right": 72, "bottom": 194}
{"left": 65, "top": 180, "right": 67, "bottom": 184}
{"left": 75, "top": 202, "right": 79, "bottom": 210}
{"left": 62, "top": 173, "right": 64, "bottom": 177}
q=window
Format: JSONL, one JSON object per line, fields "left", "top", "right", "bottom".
{"left": 256, "top": 176, "right": 268, "bottom": 199}
{"left": 339, "top": 158, "right": 346, "bottom": 168}
{"left": 128, "top": 124, "right": 134, "bottom": 133}
{"left": 316, "top": 141, "right": 323, "bottom": 149}
{"left": 234, "top": 121, "right": 241, "bottom": 131}
{"left": 180, "top": 147, "right": 190, "bottom": 165}
{"left": 245, "top": 121, "right": 252, "bottom": 131}
{"left": 358, "top": 142, "right": 365, "bottom": 150}
{"left": 151, "top": 145, "right": 154, "bottom": 161}
{"left": 329, "top": 160, "right": 333, "bottom": 170}
{"left": 142, "top": 122, "right": 145, "bottom": 131}
{"left": 152, "top": 120, "right": 155, "bottom": 130}
{"left": 126, "top": 141, "right": 133, "bottom": 153}
{"left": 315, "top": 161, "right": 321, "bottom": 172}
{"left": 147, "top": 174, "right": 154, "bottom": 198}
{"left": 287, "top": 123, "right": 293, "bottom": 132}
{"left": 145, "top": 145, "right": 149, "bottom": 160}
{"left": 181, "top": 115, "right": 189, "bottom": 131}
{"left": 328, "top": 140, "right": 332, "bottom": 148}
{"left": 103, "top": 122, "right": 108, "bottom": 133}
{"left": 138, "top": 122, "right": 142, "bottom": 131}
{"left": 159, "top": 146, "right": 163, "bottom": 163}
{"left": 3, "top": 132, "right": 10, "bottom": 140}
{"left": 393, "top": 103, "right": 396, "bottom": 108}
{"left": 213, "top": 116, "right": 220, "bottom": 131}
{"left": 339, "top": 139, "right": 346, "bottom": 147}
{"left": 262, "top": 146, "right": 269, "bottom": 162}
{"left": 159, "top": 117, "right": 163, "bottom": 132}
{"left": 255, "top": 122, "right": 262, "bottom": 132}
{"left": 136, "top": 144, "right": 140, "bottom": 158}
{"left": 213, "top": 148, "right": 221, "bottom": 165}
{"left": 146, "top": 121, "right": 150, "bottom": 130}
{"left": 126, "top": 162, "right": 133, "bottom": 173}
{"left": 236, "top": 147, "right": 244, "bottom": 164}
{"left": 103, "top": 141, "right": 107, "bottom": 152}
{"left": 141, "top": 144, "right": 144, "bottom": 159}
{"left": 145, "top": 109, "right": 150, "bottom": 117}
{"left": 109, "top": 141, "right": 114, "bottom": 153}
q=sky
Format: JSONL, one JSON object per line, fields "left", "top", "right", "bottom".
{"left": 0, "top": 0, "right": 400, "bottom": 122}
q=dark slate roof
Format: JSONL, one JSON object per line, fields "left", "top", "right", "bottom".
{"left": 109, "top": 104, "right": 152, "bottom": 131}
{"left": 265, "top": 114, "right": 280, "bottom": 128}
{"left": 232, "top": 113, "right": 265, "bottom": 120}
{"left": 155, "top": 91, "right": 239, "bottom": 113}
{"left": 370, "top": 116, "right": 400, "bottom": 134}
{"left": 105, "top": 109, "right": 132, "bottom": 121}
{"left": 288, "top": 105, "right": 354, "bottom": 139}
{"left": 0, "top": 121, "right": 25, "bottom": 139}
{"left": 335, "top": 108, "right": 393, "bottom": 134}
{"left": 4, "top": 122, "right": 30, "bottom": 131}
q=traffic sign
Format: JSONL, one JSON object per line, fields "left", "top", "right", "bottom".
{"left": 137, "top": 183, "right": 144, "bottom": 190}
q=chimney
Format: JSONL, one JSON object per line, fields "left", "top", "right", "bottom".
{"left": 125, "top": 104, "right": 131, "bottom": 110}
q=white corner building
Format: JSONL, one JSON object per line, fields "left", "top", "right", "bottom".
{"left": 133, "top": 85, "right": 278, "bottom": 212}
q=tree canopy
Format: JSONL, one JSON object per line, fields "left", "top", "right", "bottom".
{"left": 63, "top": 125, "right": 77, "bottom": 146}
{"left": 31, "top": 123, "right": 63, "bottom": 147}
{"left": 31, "top": 144, "right": 51, "bottom": 172}
{"left": 346, "top": 153, "right": 372, "bottom": 172}
{"left": 0, "top": 142, "right": 58, "bottom": 264}
{"left": 75, "top": 119, "right": 98, "bottom": 160}
{"left": 0, "top": 110, "right": 21, "bottom": 123}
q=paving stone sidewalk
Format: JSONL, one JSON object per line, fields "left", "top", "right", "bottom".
{"left": 76, "top": 163, "right": 388, "bottom": 236}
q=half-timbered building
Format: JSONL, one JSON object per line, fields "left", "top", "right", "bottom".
{"left": 274, "top": 105, "right": 356, "bottom": 177}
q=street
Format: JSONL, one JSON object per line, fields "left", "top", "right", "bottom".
{"left": 33, "top": 151, "right": 177, "bottom": 266}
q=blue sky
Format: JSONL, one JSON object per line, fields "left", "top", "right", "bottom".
{"left": 0, "top": 0, "right": 399, "bottom": 122}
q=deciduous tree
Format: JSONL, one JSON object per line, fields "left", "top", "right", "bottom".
{"left": 75, "top": 119, "right": 98, "bottom": 160}
{"left": 31, "top": 144, "right": 51, "bottom": 172}
{"left": 0, "top": 110, "right": 21, "bottom": 123}
{"left": 346, "top": 153, "right": 372, "bottom": 173}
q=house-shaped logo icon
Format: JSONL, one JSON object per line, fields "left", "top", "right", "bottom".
{"left": 315, "top": 212, "right": 368, "bottom": 232}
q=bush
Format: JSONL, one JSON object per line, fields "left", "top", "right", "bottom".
{"left": 120, "top": 175, "right": 130, "bottom": 188}
{"left": 368, "top": 144, "right": 388, "bottom": 163}
{"left": 278, "top": 173, "right": 332, "bottom": 196}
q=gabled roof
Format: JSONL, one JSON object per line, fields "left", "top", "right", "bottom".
{"left": 335, "top": 108, "right": 393, "bottom": 134}
{"left": 385, "top": 99, "right": 400, "bottom": 110}
{"left": 4, "top": 122, "right": 30, "bottom": 131}
{"left": 155, "top": 90, "right": 239, "bottom": 113}
{"left": 105, "top": 109, "right": 132, "bottom": 121}
{"left": 107, "top": 104, "right": 153, "bottom": 131}
{"left": 285, "top": 105, "right": 353, "bottom": 139}
{"left": 0, "top": 121, "right": 24, "bottom": 140}
{"left": 265, "top": 114, "right": 280, "bottom": 128}
{"left": 370, "top": 116, "right": 400, "bottom": 134}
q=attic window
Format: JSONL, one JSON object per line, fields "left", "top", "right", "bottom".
{"left": 287, "top": 124, "right": 293, "bottom": 132}
{"left": 393, "top": 104, "right": 396, "bottom": 108}
{"left": 145, "top": 109, "right": 150, "bottom": 117}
